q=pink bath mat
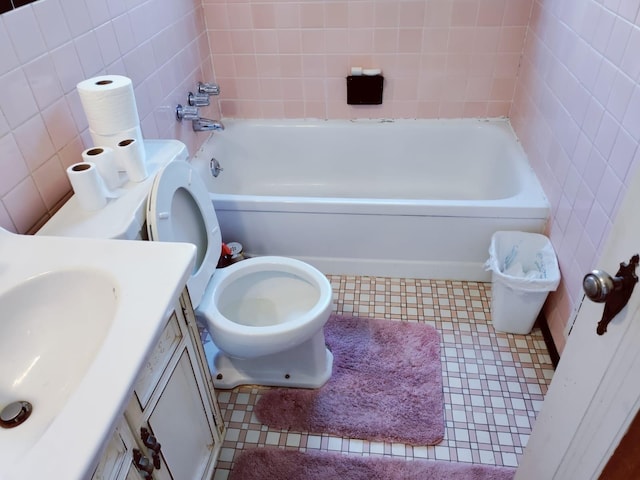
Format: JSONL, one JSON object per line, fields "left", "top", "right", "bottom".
{"left": 230, "top": 448, "right": 516, "bottom": 480}
{"left": 254, "top": 314, "right": 445, "bottom": 445}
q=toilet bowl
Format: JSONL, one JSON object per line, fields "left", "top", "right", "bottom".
{"left": 147, "top": 160, "right": 333, "bottom": 389}
{"left": 200, "top": 256, "right": 332, "bottom": 358}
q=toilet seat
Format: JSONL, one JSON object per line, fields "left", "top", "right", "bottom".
{"left": 146, "top": 161, "right": 222, "bottom": 306}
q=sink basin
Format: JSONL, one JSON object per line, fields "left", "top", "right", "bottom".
{"left": 0, "top": 228, "right": 195, "bottom": 479}
{"left": 0, "top": 269, "right": 118, "bottom": 465}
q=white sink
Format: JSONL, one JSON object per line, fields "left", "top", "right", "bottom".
{"left": 0, "top": 227, "right": 195, "bottom": 479}
{"left": 0, "top": 268, "right": 118, "bottom": 465}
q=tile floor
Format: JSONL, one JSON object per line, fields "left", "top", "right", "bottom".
{"left": 207, "top": 275, "right": 555, "bottom": 479}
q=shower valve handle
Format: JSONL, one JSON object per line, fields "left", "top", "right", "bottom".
{"left": 176, "top": 104, "right": 199, "bottom": 121}
{"left": 188, "top": 91, "right": 210, "bottom": 107}
{"left": 198, "top": 82, "right": 220, "bottom": 96}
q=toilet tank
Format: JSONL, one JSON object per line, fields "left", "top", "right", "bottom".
{"left": 38, "top": 140, "right": 187, "bottom": 240}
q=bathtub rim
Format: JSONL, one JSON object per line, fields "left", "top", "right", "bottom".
{"left": 210, "top": 193, "right": 550, "bottom": 220}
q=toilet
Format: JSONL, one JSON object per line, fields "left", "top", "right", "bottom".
{"left": 38, "top": 140, "right": 333, "bottom": 390}
{"left": 147, "top": 160, "right": 333, "bottom": 389}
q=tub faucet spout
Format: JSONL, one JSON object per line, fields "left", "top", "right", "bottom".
{"left": 193, "top": 118, "right": 225, "bottom": 132}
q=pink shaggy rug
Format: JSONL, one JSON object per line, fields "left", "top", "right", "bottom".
{"left": 230, "top": 448, "right": 516, "bottom": 480}
{"left": 255, "top": 315, "right": 444, "bottom": 445}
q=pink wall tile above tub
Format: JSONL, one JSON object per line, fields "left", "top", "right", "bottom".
{"left": 205, "top": 0, "right": 534, "bottom": 120}
{"left": 504, "top": 0, "right": 535, "bottom": 26}
{"left": 451, "top": 0, "right": 479, "bottom": 27}
{"left": 477, "top": 0, "right": 506, "bottom": 26}
{"left": 399, "top": 1, "right": 426, "bottom": 28}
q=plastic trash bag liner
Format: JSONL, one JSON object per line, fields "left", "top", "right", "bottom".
{"left": 484, "top": 231, "right": 560, "bottom": 293}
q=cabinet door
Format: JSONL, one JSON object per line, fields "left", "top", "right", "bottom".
{"left": 148, "top": 349, "right": 217, "bottom": 479}
{"left": 125, "top": 291, "right": 223, "bottom": 479}
{"left": 92, "top": 418, "right": 145, "bottom": 480}
{"left": 126, "top": 348, "right": 219, "bottom": 480}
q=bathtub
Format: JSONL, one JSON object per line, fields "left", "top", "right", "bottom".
{"left": 190, "top": 119, "right": 549, "bottom": 281}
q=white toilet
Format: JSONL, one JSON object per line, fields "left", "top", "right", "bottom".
{"left": 38, "top": 140, "right": 333, "bottom": 390}
{"left": 147, "top": 160, "right": 333, "bottom": 389}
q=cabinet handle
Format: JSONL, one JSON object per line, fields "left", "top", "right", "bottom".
{"left": 141, "top": 427, "right": 163, "bottom": 470}
{"left": 133, "top": 448, "right": 154, "bottom": 478}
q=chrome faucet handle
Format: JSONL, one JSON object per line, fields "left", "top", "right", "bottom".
{"left": 198, "top": 82, "right": 220, "bottom": 96}
{"left": 188, "top": 91, "right": 210, "bottom": 107}
{"left": 176, "top": 104, "right": 199, "bottom": 121}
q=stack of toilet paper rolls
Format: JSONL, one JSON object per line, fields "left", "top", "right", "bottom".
{"left": 68, "top": 75, "right": 149, "bottom": 211}
{"left": 77, "top": 75, "right": 148, "bottom": 182}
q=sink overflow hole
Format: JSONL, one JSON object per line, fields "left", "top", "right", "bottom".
{"left": 0, "top": 401, "right": 33, "bottom": 428}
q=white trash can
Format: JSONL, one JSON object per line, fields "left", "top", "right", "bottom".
{"left": 485, "top": 231, "right": 560, "bottom": 334}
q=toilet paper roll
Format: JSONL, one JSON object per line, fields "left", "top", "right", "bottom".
{"left": 77, "top": 75, "right": 140, "bottom": 135}
{"left": 89, "top": 125, "right": 144, "bottom": 163}
{"left": 66, "top": 162, "right": 108, "bottom": 211}
{"left": 115, "top": 137, "right": 147, "bottom": 182}
{"left": 82, "top": 146, "right": 125, "bottom": 190}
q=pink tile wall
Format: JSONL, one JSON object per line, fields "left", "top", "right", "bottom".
{"left": 511, "top": 0, "right": 640, "bottom": 353}
{"left": 203, "top": 0, "right": 533, "bottom": 119}
{"left": 0, "top": 0, "right": 217, "bottom": 234}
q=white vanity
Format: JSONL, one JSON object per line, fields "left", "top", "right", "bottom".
{"left": 0, "top": 228, "right": 224, "bottom": 480}
{"left": 92, "top": 289, "right": 225, "bottom": 480}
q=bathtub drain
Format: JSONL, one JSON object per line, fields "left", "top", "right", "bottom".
{"left": 0, "top": 401, "right": 33, "bottom": 428}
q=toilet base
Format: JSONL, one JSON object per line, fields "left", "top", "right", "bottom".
{"left": 204, "top": 329, "right": 333, "bottom": 389}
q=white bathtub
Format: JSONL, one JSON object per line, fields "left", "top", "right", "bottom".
{"left": 190, "top": 119, "right": 549, "bottom": 281}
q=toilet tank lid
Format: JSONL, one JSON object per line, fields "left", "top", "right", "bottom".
{"left": 36, "top": 140, "right": 187, "bottom": 240}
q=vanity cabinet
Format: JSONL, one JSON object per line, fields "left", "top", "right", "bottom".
{"left": 91, "top": 290, "right": 225, "bottom": 480}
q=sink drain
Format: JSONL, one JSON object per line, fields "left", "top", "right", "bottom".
{"left": 0, "top": 401, "right": 32, "bottom": 428}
